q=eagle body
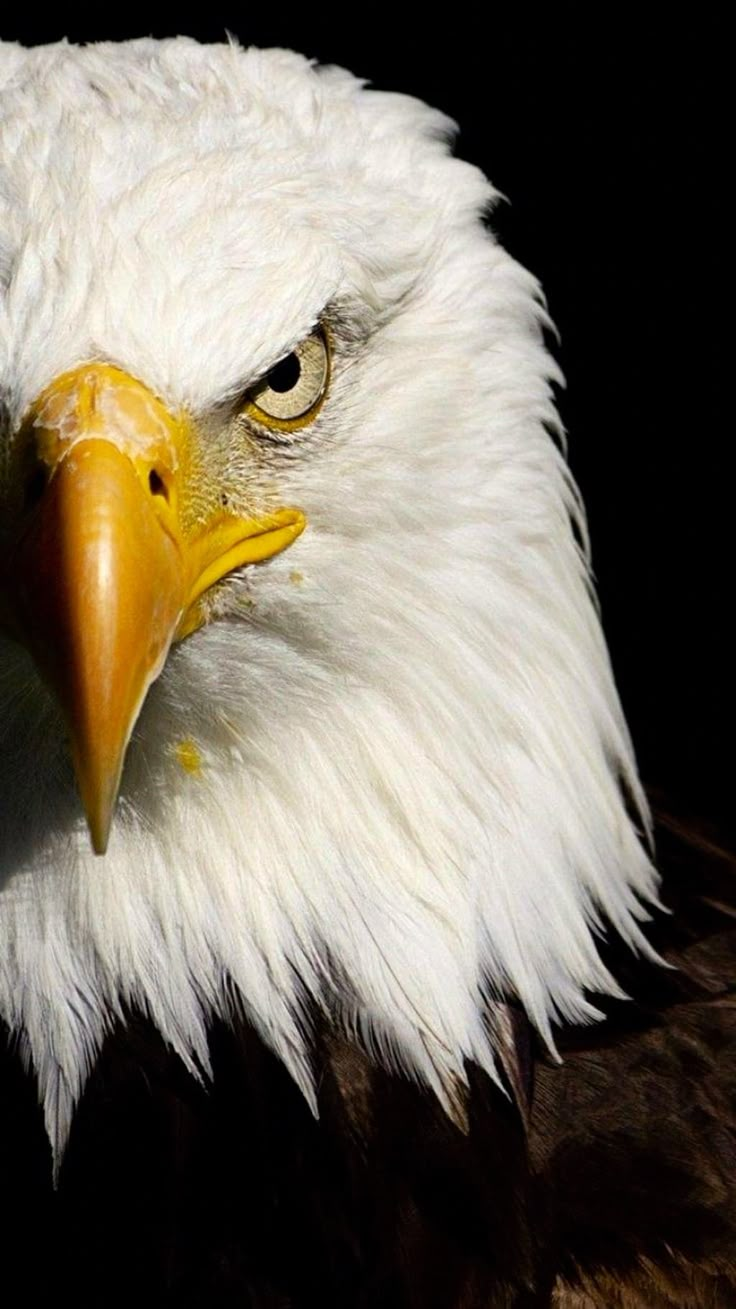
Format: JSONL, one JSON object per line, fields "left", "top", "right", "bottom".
{"left": 0, "top": 37, "right": 733, "bottom": 1307}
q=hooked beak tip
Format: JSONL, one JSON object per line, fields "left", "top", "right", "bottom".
{"left": 77, "top": 758, "right": 122, "bottom": 857}
{"left": 88, "top": 810, "right": 113, "bottom": 857}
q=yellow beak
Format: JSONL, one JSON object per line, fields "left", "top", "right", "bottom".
{"left": 1, "top": 363, "right": 305, "bottom": 854}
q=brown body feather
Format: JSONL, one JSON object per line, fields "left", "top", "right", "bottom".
{"left": 0, "top": 804, "right": 734, "bottom": 1307}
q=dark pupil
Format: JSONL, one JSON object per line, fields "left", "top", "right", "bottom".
{"left": 267, "top": 352, "right": 301, "bottom": 393}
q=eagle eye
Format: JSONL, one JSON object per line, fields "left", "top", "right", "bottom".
{"left": 244, "top": 329, "right": 329, "bottom": 430}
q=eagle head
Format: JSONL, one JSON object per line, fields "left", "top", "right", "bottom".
{"left": 0, "top": 37, "right": 657, "bottom": 1166}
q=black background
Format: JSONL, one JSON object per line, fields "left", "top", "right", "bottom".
{"left": 2, "top": 15, "right": 727, "bottom": 834}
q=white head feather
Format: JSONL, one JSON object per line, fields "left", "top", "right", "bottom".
{"left": 0, "top": 37, "right": 658, "bottom": 1164}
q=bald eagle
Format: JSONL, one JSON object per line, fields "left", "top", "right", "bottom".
{"left": 0, "top": 35, "right": 733, "bottom": 1308}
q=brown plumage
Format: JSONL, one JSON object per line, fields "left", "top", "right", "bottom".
{"left": 1, "top": 802, "right": 733, "bottom": 1307}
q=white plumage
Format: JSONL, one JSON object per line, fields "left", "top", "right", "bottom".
{"left": 0, "top": 37, "right": 657, "bottom": 1170}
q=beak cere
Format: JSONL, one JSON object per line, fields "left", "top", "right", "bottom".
{"left": 1, "top": 363, "right": 306, "bottom": 855}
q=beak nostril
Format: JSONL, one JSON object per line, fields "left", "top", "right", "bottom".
{"left": 148, "top": 468, "right": 169, "bottom": 502}
{"left": 24, "top": 465, "right": 48, "bottom": 511}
